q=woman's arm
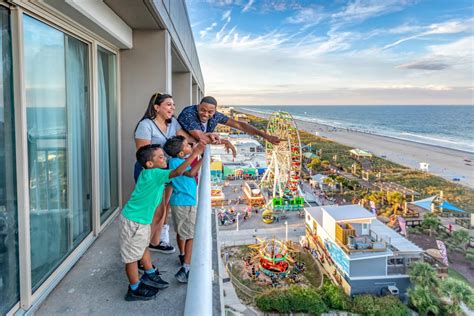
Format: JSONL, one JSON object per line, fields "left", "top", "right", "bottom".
{"left": 135, "top": 138, "right": 151, "bottom": 150}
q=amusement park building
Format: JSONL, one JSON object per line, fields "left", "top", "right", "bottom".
{"left": 305, "top": 205, "right": 423, "bottom": 297}
{"left": 0, "top": 1, "right": 217, "bottom": 314}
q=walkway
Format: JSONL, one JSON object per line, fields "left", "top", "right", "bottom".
{"left": 37, "top": 215, "right": 188, "bottom": 315}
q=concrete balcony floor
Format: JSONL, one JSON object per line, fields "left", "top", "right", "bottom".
{"left": 37, "top": 215, "right": 189, "bottom": 315}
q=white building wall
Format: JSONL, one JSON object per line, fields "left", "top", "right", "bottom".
{"left": 120, "top": 30, "right": 172, "bottom": 201}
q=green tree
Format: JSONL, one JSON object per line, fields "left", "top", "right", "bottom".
{"left": 320, "top": 160, "right": 330, "bottom": 169}
{"left": 308, "top": 157, "right": 321, "bottom": 171}
{"left": 409, "top": 262, "right": 439, "bottom": 288}
{"left": 335, "top": 175, "right": 345, "bottom": 193}
{"left": 386, "top": 191, "right": 405, "bottom": 214}
{"left": 451, "top": 229, "right": 470, "bottom": 252}
{"left": 408, "top": 285, "right": 440, "bottom": 316}
{"left": 421, "top": 213, "right": 440, "bottom": 237}
{"left": 439, "top": 277, "right": 474, "bottom": 315}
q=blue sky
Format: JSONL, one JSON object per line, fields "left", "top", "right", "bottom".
{"left": 186, "top": 0, "right": 473, "bottom": 105}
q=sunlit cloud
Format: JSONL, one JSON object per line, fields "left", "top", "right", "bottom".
{"left": 242, "top": 0, "right": 254, "bottom": 12}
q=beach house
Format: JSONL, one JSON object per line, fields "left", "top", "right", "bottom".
{"left": 305, "top": 204, "right": 423, "bottom": 297}
{"left": 0, "top": 1, "right": 217, "bottom": 314}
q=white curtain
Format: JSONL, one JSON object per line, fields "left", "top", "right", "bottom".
{"left": 66, "top": 36, "right": 90, "bottom": 241}
{"left": 98, "top": 52, "right": 111, "bottom": 211}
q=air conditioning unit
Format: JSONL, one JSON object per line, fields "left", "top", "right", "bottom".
{"left": 387, "top": 285, "right": 399, "bottom": 295}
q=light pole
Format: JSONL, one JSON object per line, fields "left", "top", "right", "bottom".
{"left": 236, "top": 212, "right": 239, "bottom": 232}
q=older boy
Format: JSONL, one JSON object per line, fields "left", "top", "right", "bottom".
{"left": 120, "top": 142, "right": 204, "bottom": 301}
{"left": 163, "top": 136, "right": 203, "bottom": 283}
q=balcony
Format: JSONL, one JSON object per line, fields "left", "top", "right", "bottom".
{"left": 36, "top": 146, "right": 221, "bottom": 315}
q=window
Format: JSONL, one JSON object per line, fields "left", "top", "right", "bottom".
{"left": 0, "top": 6, "right": 19, "bottom": 314}
{"left": 24, "top": 15, "right": 92, "bottom": 289}
{"left": 97, "top": 47, "right": 118, "bottom": 222}
{"left": 250, "top": 147, "right": 255, "bottom": 153}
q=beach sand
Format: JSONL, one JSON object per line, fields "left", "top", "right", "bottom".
{"left": 239, "top": 109, "right": 474, "bottom": 189}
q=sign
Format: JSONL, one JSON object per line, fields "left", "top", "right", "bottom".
{"left": 436, "top": 240, "right": 449, "bottom": 266}
{"left": 398, "top": 216, "right": 407, "bottom": 236}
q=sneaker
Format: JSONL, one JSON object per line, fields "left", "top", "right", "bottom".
{"left": 149, "top": 242, "right": 175, "bottom": 254}
{"left": 124, "top": 282, "right": 158, "bottom": 301}
{"left": 175, "top": 267, "right": 189, "bottom": 283}
{"left": 141, "top": 272, "right": 170, "bottom": 290}
{"left": 137, "top": 262, "right": 158, "bottom": 273}
{"left": 178, "top": 254, "right": 185, "bottom": 266}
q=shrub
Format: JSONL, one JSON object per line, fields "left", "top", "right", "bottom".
{"left": 375, "top": 295, "right": 410, "bottom": 316}
{"left": 350, "top": 295, "right": 378, "bottom": 315}
{"left": 255, "top": 286, "right": 328, "bottom": 315}
{"left": 320, "top": 281, "right": 352, "bottom": 310}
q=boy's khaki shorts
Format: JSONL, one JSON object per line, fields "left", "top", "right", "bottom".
{"left": 171, "top": 206, "right": 196, "bottom": 240}
{"left": 119, "top": 214, "right": 151, "bottom": 264}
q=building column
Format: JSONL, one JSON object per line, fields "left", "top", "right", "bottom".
{"left": 192, "top": 83, "right": 199, "bottom": 104}
{"left": 120, "top": 29, "right": 172, "bottom": 201}
{"left": 172, "top": 72, "right": 192, "bottom": 114}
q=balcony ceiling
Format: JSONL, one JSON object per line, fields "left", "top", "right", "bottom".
{"left": 104, "top": 0, "right": 163, "bottom": 30}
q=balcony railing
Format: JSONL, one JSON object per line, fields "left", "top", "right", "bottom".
{"left": 184, "top": 145, "right": 213, "bottom": 315}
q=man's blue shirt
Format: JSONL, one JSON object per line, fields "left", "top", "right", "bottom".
{"left": 177, "top": 105, "right": 229, "bottom": 133}
{"left": 168, "top": 157, "right": 197, "bottom": 206}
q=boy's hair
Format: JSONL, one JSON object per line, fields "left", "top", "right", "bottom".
{"left": 136, "top": 144, "right": 162, "bottom": 168}
{"left": 164, "top": 135, "right": 186, "bottom": 158}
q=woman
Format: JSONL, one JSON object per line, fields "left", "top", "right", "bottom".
{"left": 134, "top": 92, "right": 188, "bottom": 254}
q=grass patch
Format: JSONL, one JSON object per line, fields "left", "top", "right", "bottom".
{"left": 448, "top": 268, "right": 473, "bottom": 288}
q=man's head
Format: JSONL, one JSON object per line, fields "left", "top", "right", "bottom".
{"left": 197, "top": 96, "right": 218, "bottom": 123}
{"left": 136, "top": 144, "right": 167, "bottom": 169}
{"left": 164, "top": 135, "right": 193, "bottom": 158}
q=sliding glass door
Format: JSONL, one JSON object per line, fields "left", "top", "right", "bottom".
{"left": 0, "top": 6, "right": 19, "bottom": 315}
{"left": 98, "top": 47, "right": 118, "bottom": 223}
{"left": 23, "top": 15, "right": 92, "bottom": 289}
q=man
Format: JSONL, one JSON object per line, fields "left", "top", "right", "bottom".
{"left": 178, "top": 96, "right": 280, "bottom": 146}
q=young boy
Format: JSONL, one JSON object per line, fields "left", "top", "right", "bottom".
{"left": 163, "top": 136, "right": 203, "bottom": 283}
{"left": 120, "top": 142, "right": 205, "bottom": 301}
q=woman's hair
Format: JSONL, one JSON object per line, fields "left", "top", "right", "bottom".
{"left": 134, "top": 92, "right": 173, "bottom": 133}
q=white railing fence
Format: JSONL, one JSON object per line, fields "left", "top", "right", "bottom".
{"left": 184, "top": 145, "right": 213, "bottom": 315}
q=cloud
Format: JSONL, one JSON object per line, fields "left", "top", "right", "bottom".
{"left": 383, "top": 19, "right": 473, "bottom": 49}
{"left": 222, "top": 10, "right": 231, "bottom": 21}
{"left": 332, "top": 0, "right": 416, "bottom": 23}
{"left": 199, "top": 22, "right": 218, "bottom": 39}
{"left": 242, "top": 0, "right": 254, "bottom": 12}
{"left": 286, "top": 7, "right": 325, "bottom": 28}
{"left": 398, "top": 60, "right": 450, "bottom": 70}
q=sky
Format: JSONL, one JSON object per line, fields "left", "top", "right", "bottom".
{"left": 186, "top": 0, "right": 474, "bottom": 105}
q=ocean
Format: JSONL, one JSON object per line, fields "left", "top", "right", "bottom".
{"left": 238, "top": 106, "right": 474, "bottom": 153}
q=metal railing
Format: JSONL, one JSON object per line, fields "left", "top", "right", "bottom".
{"left": 184, "top": 145, "right": 213, "bottom": 315}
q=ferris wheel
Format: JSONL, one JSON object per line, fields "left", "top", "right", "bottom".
{"left": 260, "top": 112, "right": 302, "bottom": 200}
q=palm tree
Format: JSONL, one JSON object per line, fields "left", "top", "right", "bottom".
{"left": 421, "top": 213, "right": 440, "bottom": 237}
{"left": 409, "top": 262, "right": 439, "bottom": 289}
{"left": 452, "top": 229, "right": 470, "bottom": 253}
{"left": 387, "top": 191, "right": 404, "bottom": 214}
{"left": 439, "top": 277, "right": 474, "bottom": 315}
{"left": 308, "top": 157, "right": 320, "bottom": 172}
{"left": 408, "top": 285, "right": 440, "bottom": 316}
{"left": 335, "top": 175, "right": 345, "bottom": 193}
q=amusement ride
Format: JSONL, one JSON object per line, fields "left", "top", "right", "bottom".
{"left": 260, "top": 112, "right": 305, "bottom": 223}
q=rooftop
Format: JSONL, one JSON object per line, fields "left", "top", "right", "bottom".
{"left": 370, "top": 220, "right": 423, "bottom": 254}
{"left": 319, "top": 204, "right": 376, "bottom": 222}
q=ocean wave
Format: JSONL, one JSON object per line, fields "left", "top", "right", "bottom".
{"left": 238, "top": 106, "right": 474, "bottom": 153}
